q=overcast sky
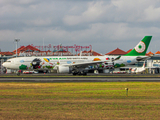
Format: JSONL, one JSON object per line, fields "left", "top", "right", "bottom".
{"left": 0, "top": 0, "right": 160, "bottom": 54}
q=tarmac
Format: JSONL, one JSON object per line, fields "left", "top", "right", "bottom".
{"left": 0, "top": 73, "right": 160, "bottom": 82}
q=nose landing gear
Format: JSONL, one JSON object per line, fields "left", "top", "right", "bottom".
{"left": 16, "top": 70, "right": 21, "bottom": 76}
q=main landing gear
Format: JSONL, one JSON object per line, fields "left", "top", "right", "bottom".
{"left": 72, "top": 70, "right": 87, "bottom": 76}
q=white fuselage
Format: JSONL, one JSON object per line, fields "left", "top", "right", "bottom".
{"left": 2, "top": 55, "right": 141, "bottom": 72}
{"left": 3, "top": 56, "right": 106, "bottom": 70}
{"left": 131, "top": 63, "right": 146, "bottom": 74}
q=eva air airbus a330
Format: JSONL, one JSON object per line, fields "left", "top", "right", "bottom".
{"left": 3, "top": 36, "right": 152, "bottom": 75}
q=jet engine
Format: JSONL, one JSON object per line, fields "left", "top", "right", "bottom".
{"left": 57, "top": 65, "right": 71, "bottom": 73}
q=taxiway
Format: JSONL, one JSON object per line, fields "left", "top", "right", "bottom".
{"left": 0, "top": 76, "right": 160, "bottom": 82}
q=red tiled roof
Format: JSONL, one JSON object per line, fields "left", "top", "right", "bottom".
{"left": 147, "top": 51, "right": 154, "bottom": 55}
{"left": 82, "top": 50, "right": 88, "bottom": 53}
{"left": 105, "top": 48, "right": 127, "bottom": 55}
{"left": 155, "top": 51, "right": 160, "bottom": 54}
{"left": 13, "top": 45, "right": 40, "bottom": 54}
{"left": 0, "top": 51, "right": 14, "bottom": 56}
{"left": 12, "top": 46, "right": 25, "bottom": 53}
{"left": 126, "top": 49, "right": 132, "bottom": 53}
{"left": 78, "top": 50, "right": 103, "bottom": 56}
{"left": 92, "top": 51, "right": 103, "bottom": 56}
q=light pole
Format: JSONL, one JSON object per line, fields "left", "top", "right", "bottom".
{"left": 14, "top": 38, "right": 20, "bottom": 57}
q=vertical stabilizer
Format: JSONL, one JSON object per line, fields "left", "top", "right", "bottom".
{"left": 124, "top": 36, "right": 152, "bottom": 56}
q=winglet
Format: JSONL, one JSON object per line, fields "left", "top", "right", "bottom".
{"left": 124, "top": 36, "right": 152, "bottom": 56}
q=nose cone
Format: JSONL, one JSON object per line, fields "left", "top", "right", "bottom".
{"left": 2, "top": 61, "right": 19, "bottom": 70}
{"left": 2, "top": 62, "right": 8, "bottom": 68}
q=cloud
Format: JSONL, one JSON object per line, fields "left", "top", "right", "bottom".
{"left": 143, "top": 5, "right": 160, "bottom": 21}
{"left": 0, "top": 0, "right": 160, "bottom": 53}
{"left": 63, "top": 1, "right": 111, "bottom": 26}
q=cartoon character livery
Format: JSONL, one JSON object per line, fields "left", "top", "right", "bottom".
{"left": 2, "top": 36, "right": 152, "bottom": 75}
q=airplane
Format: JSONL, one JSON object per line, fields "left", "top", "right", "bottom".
{"left": 131, "top": 62, "right": 146, "bottom": 74}
{"left": 2, "top": 36, "right": 152, "bottom": 75}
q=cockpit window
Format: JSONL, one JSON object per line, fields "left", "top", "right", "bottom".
{"left": 6, "top": 60, "right": 11, "bottom": 62}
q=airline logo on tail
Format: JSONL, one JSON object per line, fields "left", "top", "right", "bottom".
{"left": 135, "top": 41, "right": 146, "bottom": 53}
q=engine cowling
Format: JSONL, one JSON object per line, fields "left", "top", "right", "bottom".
{"left": 57, "top": 65, "right": 70, "bottom": 73}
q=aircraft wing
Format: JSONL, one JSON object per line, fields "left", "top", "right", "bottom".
{"left": 63, "top": 61, "right": 105, "bottom": 68}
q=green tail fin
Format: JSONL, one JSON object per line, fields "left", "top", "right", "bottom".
{"left": 124, "top": 36, "right": 152, "bottom": 56}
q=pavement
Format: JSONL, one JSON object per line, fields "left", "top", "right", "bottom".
{"left": 0, "top": 73, "right": 160, "bottom": 82}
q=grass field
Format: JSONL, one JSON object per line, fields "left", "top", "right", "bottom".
{"left": 0, "top": 82, "right": 160, "bottom": 120}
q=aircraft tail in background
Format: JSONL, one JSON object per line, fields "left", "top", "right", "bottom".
{"left": 124, "top": 36, "right": 152, "bottom": 56}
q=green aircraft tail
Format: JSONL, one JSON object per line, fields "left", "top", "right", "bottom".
{"left": 124, "top": 36, "right": 152, "bottom": 56}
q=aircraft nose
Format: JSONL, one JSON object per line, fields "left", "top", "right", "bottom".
{"left": 2, "top": 62, "right": 9, "bottom": 68}
{"left": 2, "top": 62, "right": 7, "bottom": 67}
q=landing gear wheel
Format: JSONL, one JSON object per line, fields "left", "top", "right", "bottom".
{"left": 72, "top": 70, "right": 87, "bottom": 76}
{"left": 79, "top": 71, "right": 87, "bottom": 76}
{"left": 83, "top": 72, "right": 87, "bottom": 75}
{"left": 72, "top": 73, "right": 77, "bottom": 75}
{"left": 17, "top": 72, "right": 20, "bottom": 76}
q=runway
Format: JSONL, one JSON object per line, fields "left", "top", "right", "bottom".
{"left": 0, "top": 76, "right": 160, "bottom": 82}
